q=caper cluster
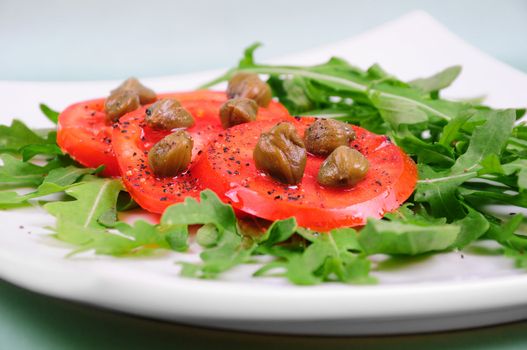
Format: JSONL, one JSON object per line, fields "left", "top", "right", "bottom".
{"left": 219, "top": 73, "right": 272, "bottom": 129}
{"left": 145, "top": 98, "right": 197, "bottom": 178}
{"left": 104, "top": 77, "right": 156, "bottom": 122}
{"left": 253, "top": 119, "right": 369, "bottom": 187}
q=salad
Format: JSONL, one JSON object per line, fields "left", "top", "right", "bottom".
{"left": 1, "top": 43, "right": 526, "bottom": 285}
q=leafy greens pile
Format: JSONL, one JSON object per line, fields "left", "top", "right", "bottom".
{"left": 2, "top": 44, "right": 527, "bottom": 285}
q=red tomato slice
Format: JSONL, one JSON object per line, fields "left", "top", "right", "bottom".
{"left": 57, "top": 98, "right": 120, "bottom": 177}
{"left": 112, "top": 91, "right": 292, "bottom": 213}
{"left": 193, "top": 117, "right": 418, "bottom": 231}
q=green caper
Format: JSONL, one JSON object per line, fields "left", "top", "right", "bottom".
{"left": 104, "top": 90, "right": 141, "bottom": 122}
{"left": 227, "top": 73, "right": 272, "bottom": 107}
{"left": 219, "top": 98, "right": 258, "bottom": 128}
{"left": 253, "top": 122, "right": 306, "bottom": 185}
{"left": 145, "top": 98, "right": 195, "bottom": 130}
{"left": 111, "top": 77, "right": 157, "bottom": 104}
{"left": 317, "top": 146, "right": 369, "bottom": 188}
{"left": 304, "top": 119, "right": 355, "bottom": 156}
{"left": 148, "top": 130, "right": 193, "bottom": 177}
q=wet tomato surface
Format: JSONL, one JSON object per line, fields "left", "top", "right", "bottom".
{"left": 112, "top": 90, "right": 292, "bottom": 213}
{"left": 193, "top": 117, "right": 418, "bottom": 231}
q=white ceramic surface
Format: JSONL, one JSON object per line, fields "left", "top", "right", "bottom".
{"left": 1, "top": 11, "right": 527, "bottom": 335}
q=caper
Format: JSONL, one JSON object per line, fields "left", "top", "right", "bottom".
{"left": 227, "top": 73, "right": 272, "bottom": 107}
{"left": 317, "top": 146, "right": 369, "bottom": 188}
{"left": 111, "top": 77, "right": 156, "bottom": 104}
{"left": 104, "top": 90, "right": 141, "bottom": 122}
{"left": 304, "top": 119, "right": 355, "bottom": 156}
{"left": 148, "top": 130, "right": 193, "bottom": 177}
{"left": 145, "top": 98, "right": 195, "bottom": 130}
{"left": 219, "top": 98, "right": 258, "bottom": 128}
{"left": 253, "top": 122, "right": 306, "bottom": 185}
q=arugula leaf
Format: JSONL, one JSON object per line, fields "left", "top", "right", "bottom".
{"left": 44, "top": 177, "right": 187, "bottom": 256}
{"left": 39, "top": 103, "right": 60, "bottom": 124}
{"left": 415, "top": 109, "right": 516, "bottom": 218}
{"left": 164, "top": 191, "right": 255, "bottom": 278}
{"left": 0, "top": 120, "right": 49, "bottom": 153}
{"left": 0, "top": 154, "right": 61, "bottom": 187}
{"left": 358, "top": 219, "right": 460, "bottom": 255}
{"left": 161, "top": 190, "right": 237, "bottom": 234}
{"left": 20, "top": 144, "right": 62, "bottom": 161}
{"left": 284, "top": 228, "right": 371, "bottom": 285}
{"left": 410, "top": 66, "right": 462, "bottom": 93}
{"left": 452, "top": 207, "right": 489, "bottom": 248}
{"left": 0, "top": 166, "right": 96, "bottom": 205}
{"left": 45, "top": 176, "right": 123, "bottom": 229}
{"left": 201, "top": 44, "right": 470, "bottom": 129}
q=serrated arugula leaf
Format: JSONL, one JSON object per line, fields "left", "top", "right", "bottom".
{"left": 39, "top": 103, "right": 60, "bottom": 124}
{"left": 0, "top": 117, "right": 61, "bottom": 162}
{"left": 0, "top": 166, "right": 96, "bottom": 205}
{"left": 45, "top": 176, "right": 123, "bottom": 229}
{"left": 0, "top": 154, "right": 62, "bottom": 187}
{"left": 161, "top": 190, "right": 237, "bottom": 234}
{"left": 256, "top": 225, "right": 370, "bottom": 285}
{"left": 0, "top": 120, "right": 49, "bottom": 153}
{"left": 45, "top": 177, "right": 187, "bottom": 256}
{"left": 201, "top": 44, "right": 468, "bottom": 128}
{"left": 258, "top": 217, "right": 297, "bottom": 246}
{"left": 415, "top": 109, "right": 516, "bottom": 217}
{"left": 166, "top": 191, "right": 255, "bottom": 278}
{"left": 284, "top": 228, "right": 371, "bottom": 285}
{"left": 393, "top": 127, "right": 454, "bottom": 166}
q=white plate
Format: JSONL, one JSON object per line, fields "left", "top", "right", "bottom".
{"left": 1, "top": 11, "right": 527, "bottom": 336}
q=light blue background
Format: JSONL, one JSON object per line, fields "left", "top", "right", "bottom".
{"left": 1, "top": 0, "right": 526, "bottom": 81}
{"left": 1, "top": 1, "right": 527, "bottom": 349}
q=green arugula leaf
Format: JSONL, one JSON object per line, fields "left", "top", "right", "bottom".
{"left": 410, "top": 66, "right": 462, "bottom": 93}
{"left": 164, "top": 191, "right": 255, "bottom": 278}
{"left": 20, "top": 144, "right": 62, "bottom": 161}
{"left": 284, "top": 228, "right": 371, "bottom": 285}
{"left": 45, "top": 176, "right": 123, "bottom": 229}
{"left": 161, "top": 190, "right": 237, "bottom": 234}
{"left": 0, "top": 154, "right": 61, "bottom": 187}
{"left": 0, "top": 119, "right": 49, "bottom": 153}
{"left": 201, "top": 44, "right": 470, "bottom": 129}
{"left": 415, "top": 109, "right": 516, "bottom": 218}
{"left": 44, "top": 177, "right": 187, "bottom": 256}
{"left": 452, "top": 207, "right": 489, "bottom": 248}
{"left": 39, "top": 103, "right": 60, "bottom": 124}
{"left": 358, "top": 219, "right": 460, "bottom": 255}
{"left": 0, "top": 165, "right": 96, "bottom": 205}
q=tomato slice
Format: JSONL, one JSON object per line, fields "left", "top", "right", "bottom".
{"left": 112, "top": 91, "right": 292, "bottom": 213}
{"left": 57, "top": 98, "right": 120, "bottom": 176}
{"left": 193, "top": 117, "right": 418, "bottom": 231}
